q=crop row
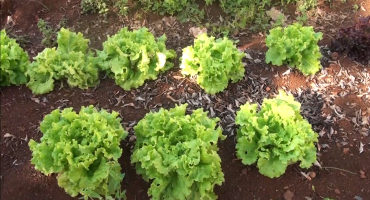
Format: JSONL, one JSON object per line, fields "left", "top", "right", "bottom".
{"left": 1, "top": 23, "right": 323, "bottom": 95}
{"left": 29, "top": 91, "right": 317, "bottom": 200}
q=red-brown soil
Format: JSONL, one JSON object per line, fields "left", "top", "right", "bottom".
{"left": 1, "top": 0, "right": 369, "bottom": 200}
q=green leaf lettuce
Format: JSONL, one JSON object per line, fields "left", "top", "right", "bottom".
{"left": 265, "top": 23, "right": 323, "bottom": 76}
{"left": 29, "top": 106, "right": 127, "bottom": 199}
{"left": 0, "top": 29, "right": 29, "bottom": 86}
{"left": 235, "top": 91, "right": 318, "bottom": 178}
{"left": 26, "top": 28, "right": 99, "bottom": 94}
{"left": 180, "top": 33, "right": 245, "bottom": 94}
{"left": 97, "top": 27, "right": 176, "bottom": 91}
{"left": 131, "top": 104, "right": 225, "bottom": 200}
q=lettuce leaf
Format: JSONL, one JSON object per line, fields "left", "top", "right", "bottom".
{"left": 97, "top": 27, "right": 176, "bottom": 91}
{"left": 131, "top": 104, "right": 225, "bottom": 200}
{"left": 26, "top": 28, "right": 99, "bottom": 94}
{"left": 29, "top": 106, "right": 127, "bottom": 199}
{"left": 180, "top": 34, "right": 245, "bottom": 94}
{"left": 265, "top": 23, "right": 323, "bottom": 76}
{"left": 235, "top": 91, "right": 318, "bottom": 178}
{"left": 0, "top": 30, "right": 29, "bottom": 86}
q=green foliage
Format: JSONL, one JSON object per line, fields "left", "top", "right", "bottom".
{"left": 131, "top": 104, "right": 225, "bottom": 200}
{"left": 235, "top": 91, "right": 318, "bottom": 178}
{"left": 265, "top": 23, "right": 323, "bottom": 76}
{"left": 114, "top": 0, "right": 129, "bottom": 15}
{"left": 180, "top": 33, "right": 244, "bottom": 94}
{"left": 81, "top": 0, "right": 110, "bottom": 14}
{"left": 26, "top": 28, "right": 99, "bottom": 94}
{"left": 97, "top": 27, "right": 176, "bottom": 91}
{"left": 37, "top": 19, "right": 57, "bottom": 47}
{"left": 208, "top": 0, "right": 317, "bottom": 35}
{"left": 81, "top": 0, "right": 128, "bottom": 15}
{"left": 177, "top": 3, "right": 205, "bottom": 23}
{"left": 0, "top": 30, "right": 29, "bottom": 86}
{"left": 138, "top": 0, "right": 191, "bottom": 15}
{"left": 29, "top": 105, "right": 127, "bottom": 200}
{"left": 37, "top": 18, "right": 67, "bottom": 47}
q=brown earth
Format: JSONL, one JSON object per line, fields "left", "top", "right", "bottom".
{"left": 1, "top": 0, "right": 370, "bottom": 200}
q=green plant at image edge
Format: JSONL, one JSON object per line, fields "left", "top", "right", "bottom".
{"left": 29, "top": 105, "right": 127, "bottom": 200}
{"left": 0, "top": 29, "right": 29, "bottom": 86}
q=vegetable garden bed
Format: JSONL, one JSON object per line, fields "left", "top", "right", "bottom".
{"left": 1, "top": 0, "right": 370, "bottom": 199}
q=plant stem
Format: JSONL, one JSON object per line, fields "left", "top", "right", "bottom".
{"left": 322, "top": 167, "right": 356, "bottom": 175}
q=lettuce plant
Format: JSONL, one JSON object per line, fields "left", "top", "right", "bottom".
{"left": 330, "top": 16, "right": 370, "bottom": 65}
{"left": 235, "top": 91, "right": 318, "bottom": 178}
{"left": 131, "top": 104, "right": 225, "bottom": 200}
{"left": 180, "top": 33, "right": 245, "bottom": 94}
{"left": 27, "top": 28, "right": 99, "bottom": 94}
{"left": 97, "top": 27, "right": 176, "bottom": 91}
{"left": 29, "top": 106, "right": 127, "bottom": 200}
{"left": 265, "top": 23, "right": 323, "bottom": 76}
{"left": 0, "top": 30, "right": 29, "bottom": 86}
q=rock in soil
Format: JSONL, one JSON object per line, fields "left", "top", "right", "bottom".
{"left": 343, "top": 148, "right": 350, "bottom": 154}
{"left": 309, "top": 171, "right": 316, "bottom": 179}
{"left": 283, "top": 190, "right": 294, "bottom": 200}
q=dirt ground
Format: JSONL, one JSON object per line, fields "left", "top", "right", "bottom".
{"left": 1, "top": 0, "right": 370, "bottom": 199}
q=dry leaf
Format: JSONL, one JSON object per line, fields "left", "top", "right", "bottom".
{"left": 361, "top": 116, "right": 368, "bottom": 125}
{"left": 30, "top": 97, "right": 40, "bottom": 104}
{"left": 4, "top": 133, "right": 16, "bottom": 138}
{"left": 359, "top": 142, "right": 364, "bottom": 154}
{"left": 314, "top": 160, "right": 322, "bottom": 168}
{"left": 21, "top": 135, "right": 28, "bottom": 142}
{"left": 300, "top": 171, "right": 312, "bottom": 180}
{"left": 189, "top": 27, "right": 207, "bottom": 38}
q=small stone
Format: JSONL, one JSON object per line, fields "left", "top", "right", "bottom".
{"left": 360, "top": 174, "right": 366, "bottom": 179}
{"left": 334, "top": 189, "right": 341, "bottom": 194}
{"left": 241, "top": 168, "right": 248, "bottom": 175}
{"left": 129, "top": 135, "right": 136, "bottom": 142}
{"left": 254, "top": 59, "right": 261, "bottom": 64}
{"left": 283, "top": 190, "right": 294, "bottom": 200}
{"left": 343, "top": 148, "right": 350, "bottom": 154}
{"left": 331, "top": 52, "right": 339, "bottom": 60}
{"left": 266, "top": 87, "right": 271, "bottom": 92}
{"left": 89, "top": 99, "right": 96, "bottom": 104}
{"left": 309, "top": 171, "right": 316, "bottom": 178}
{"left": 245, "top": 53, "right": 253, "bottom": 60}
